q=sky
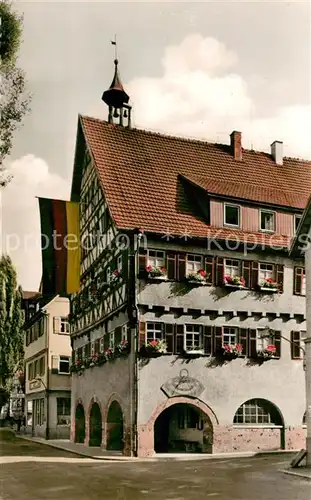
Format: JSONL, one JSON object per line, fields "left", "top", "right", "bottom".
{"left": 1, "top": 0, "right": 311, "bottom": 290}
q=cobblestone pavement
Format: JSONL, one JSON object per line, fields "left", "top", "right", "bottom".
{"left": 0, "top": 431, "right": 310, "bottom": 500}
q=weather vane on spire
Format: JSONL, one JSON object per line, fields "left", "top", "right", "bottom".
{"left": 111, "top": 34, "right": 118, "bottom": 61}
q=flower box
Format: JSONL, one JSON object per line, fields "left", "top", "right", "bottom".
{"left": 257, "top": 344, "right": 277, "bottom": 358}
{"left": 185, "top": 349, "right": 204, "bottom": 355}
{"left": 222, "top": 343, "right": 243, "bottom": 358}
{"left": 185, "top": 269, "right": 208, "bottom": 285}
{"left": 224, "top": 283, "right": 245, "bottom": 290}
{"left": 140, "top": 339, "right": 167, "bottom": 356}
{"left": 223, "top": 276, "right": 246, "bottom": 288}
{"left": 146, "top": 265, "right": 167, "bottom": 280}
{"left": 260, "top": 278, "right": 278, "bottom": 292}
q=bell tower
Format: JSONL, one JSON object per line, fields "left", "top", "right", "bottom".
{"left": 102, "top": 50, "right": 132, "bottom": 128}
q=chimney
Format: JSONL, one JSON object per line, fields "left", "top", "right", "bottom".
{"left": 271, "top": 141, "right": 283, "bottom": 165}
{"left": 230, "top": 131, "right": 242, "bottom": 161}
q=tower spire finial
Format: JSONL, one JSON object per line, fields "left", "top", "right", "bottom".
{"left": 111, "top": 34, "right": 118, "bottom": 61}
{"left": 102, "top": 39, "right": 132, "bottom": 128}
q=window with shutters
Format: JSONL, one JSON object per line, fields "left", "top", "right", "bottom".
{"left": 224, "top": 259, "right": 240, "bottom": 278}
{"left": 186, "top": 254, "right": 203, "bottom": 274}
{"left": 60, "top": 317, "right": 69, "bottom": 334}
{"left": 121, "top": 324, "right": 127, "bottom": 342}
{"left": 109, "top": 332, "right": 115, "bottom": 349}
{"left": 184, "top": 324, "right": 203, "bottom": 352}
{"left": 59, "top": 356, "right": 70, "bottom": 374}
{"left": 294, "top": 267, "right": 306, "bottom": 295}
{"left": 290, "top": 331, "right": 302, "bottom": 359}
{"left": 256, "top": 329, "right": 273, "bottom": 351}
{"left": 223, "top": 327, "right": 238, "bottom": 346}
{"left": 224, "top": 203, "right": 240, "bottom": 227}
{"left": 39, "top": 357, "right": 45, "bottom": 376}
{"left": 54, "top": 317, "right": 69, "bottom": 334}
{"left": 260, "top": 210, "right": 275, "bottom": 232}
{"left": 147, "top": 250, "right": 165, "bottom": 268}
{"left": 28, "top": 362, "right": 33, "bottom": 381}
{"left": 259, "top": 263, "right": 274, "bottom": 282}
{"left": 233, "top": 399, "right": 282, "bottom": 425}
{"left": 99, "top": 338, "right": 104, "bottom": 353}
{"left": 146, "top": 322, "right": 163, "bottom": 342}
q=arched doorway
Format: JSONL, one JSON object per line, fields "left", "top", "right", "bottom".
{"left": 233, "top": 398, "right": 285, "bottom": 450}
{"left": 89, "top": 402, "right": 102, "bottom": 447}
{"left": 75, "top": 404, "right": 85, "bottom": 444}
{"left": 106, "top": 401, "right": 124, "bottom": 451}
{"left": 154, "top": 403, "right": 213, "bottom": 453}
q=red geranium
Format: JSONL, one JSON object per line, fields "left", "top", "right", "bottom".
{"left": 266, "top": 344, "right": 276, "bottom": 353}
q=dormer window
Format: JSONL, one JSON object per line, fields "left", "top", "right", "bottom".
{"left": 224, "top": 204, "right": 240, "bottom": 227}
{"left": 260, "top": 210, "right": 275, "bottom": 232}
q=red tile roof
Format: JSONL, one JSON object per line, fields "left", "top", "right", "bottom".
{"left": 79, "top": 116, "right": 311, "bottom": 248}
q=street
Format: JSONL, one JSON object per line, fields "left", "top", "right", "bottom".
{"left": 0, "top": 431, "right": 309, "bottom": 500}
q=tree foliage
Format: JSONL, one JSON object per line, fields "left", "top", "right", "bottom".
{"left": 0, "top": 0, "right": 31, "bottom": 186}
{"left": 0, "top": 255, "right": 24, "bottom": 395}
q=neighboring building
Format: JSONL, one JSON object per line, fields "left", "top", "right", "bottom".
{"left": 69, "top": 60, "right": 308, "bottom": 457}
{"left": 24, "top": 293, "right": 71, "bottom": 439}
{"left": 291, "top": 200, "right": 311, "bottom": 467}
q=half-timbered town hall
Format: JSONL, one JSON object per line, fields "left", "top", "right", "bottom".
{"left": 69, "top": 58, "right": 308, "bottom": 456}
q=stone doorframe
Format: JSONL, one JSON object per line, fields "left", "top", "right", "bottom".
{"left": 138, "top": 396, "right": 219, "bottom": 457}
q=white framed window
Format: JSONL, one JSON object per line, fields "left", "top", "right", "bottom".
{"left": 117, "top": 254, "right": 123, "bottom": 273}
{"left": 60, "top": 317, "right": 70, "bottom": 334}
{"left": 146, "top": 322, "right": 163, "bottom": 342}
{"left": 233, "top": 399, "right": 282, "bottom": 425}
{"left": 121, "top": 324, "right": 128, "bottom": 342}
{"left": 54, "top": 317, "right": 69, "bottom": 334}
{"left": 59, "top": 356, "right": 70, "bottom": 374}
{"left": 147, "top": 250, "right": 165, "bottom": 268}
{"left": 99, "top": 338, "right": 104, "bottom": 353}
{"left": 224, "top": 203, "right": 240, "bottom": 227}
{"left": 259, "top": 263, "right": 274, "bottom": 282}
{"left": 184, "top": 324, "right": 203, "bottom": 352}
{"left": 82, "top": 345, "right": 86, "bottom": 359}
{"left": 186, "top": 254, "right": 202, "bottom": 274}
{"left": 294, "top": 214, "right": 302, "bottom": 233}
{"left": 224, "top": 259, "right": 239, "bottom": 278}
{"left": 260, "top": 210, "right": 275, "bottom": 232}
{"left": 106, "top": 266, "right": 111, "bottom": 284}
{"left": 223, "top": 327, "right": 238, "bottom": 346}
{"left": 256, "top": 329, "right": 273, "bottom": 351}
{"left": 57, "top": 397, "right": 71, "bottom": 425}
{"left": 109, "top": 332, "right": 115, "bottom": 349}
{"left": 91, "top": 342, "right": 95, "bottom": 356}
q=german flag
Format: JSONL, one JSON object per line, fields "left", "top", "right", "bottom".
{"left": 38, "top": 198, "right": 80, "bottom": 295}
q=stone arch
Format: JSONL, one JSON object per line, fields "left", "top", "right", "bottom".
{"left": 89, "top": 401, "right": 102, "bottom": 447}
{"left": 106, "top": 399, "right": 124, "bottom": 451}
{"left": 148, "top": 397, "right": 219, "bottom": 429}
{"left": 151, "top": 397, "right": 218, "bottom": 454}
{"left": 233, "top": 398, "right": 285, "bottom": 450}
{"left": 75, "top": 402, "right": 85, "bottom": 444}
